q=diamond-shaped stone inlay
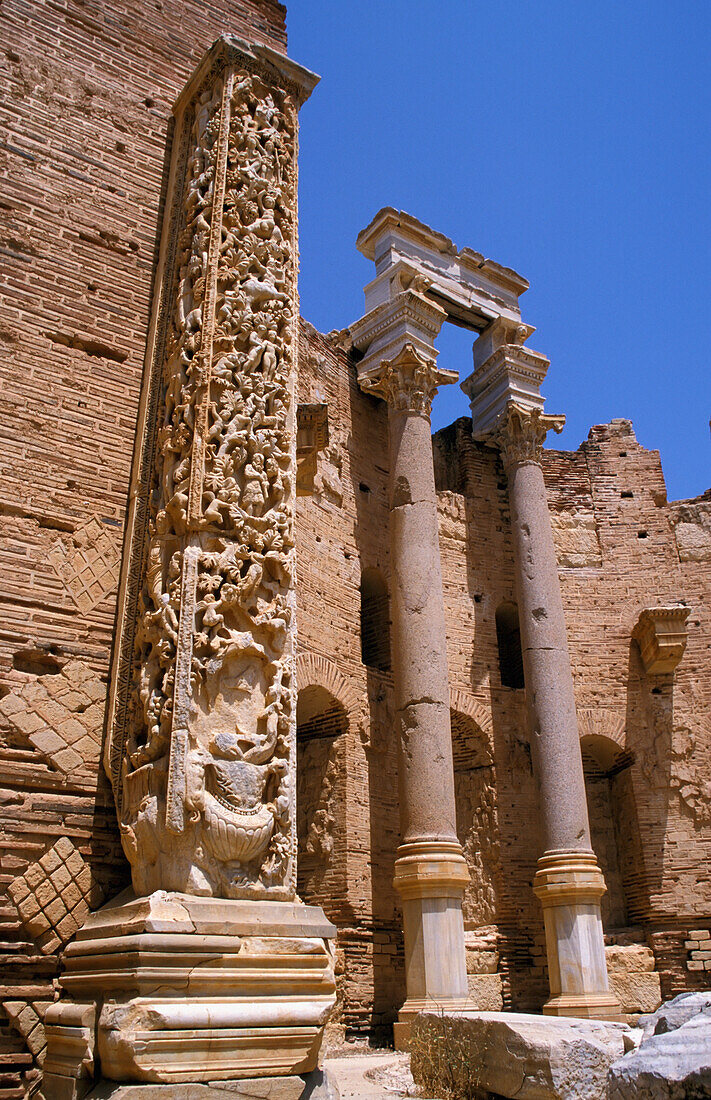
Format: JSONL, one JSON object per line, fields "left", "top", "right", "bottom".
{"left": 7, "top": 837, "right": 104, "bottom": 955}
{"left": 47, "top": 515, "right": 120, "bottom": 613}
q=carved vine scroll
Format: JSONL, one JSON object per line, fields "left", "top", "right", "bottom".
{"left": 106, "top": 38, "right": 318, "bottom": 900}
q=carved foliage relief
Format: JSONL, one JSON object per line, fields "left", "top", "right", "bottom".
{"left": 108, "top": 46, "right": 301, "bottom": 900}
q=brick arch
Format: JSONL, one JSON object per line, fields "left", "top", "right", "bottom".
{"left": 449, "top": 688, "right": 493, "bottom": 740}
{"left": 577, "top": 709, "right": 626, "bottom": 751}
{"left": 294, "top": 653, "right": 360, "bottom": 717}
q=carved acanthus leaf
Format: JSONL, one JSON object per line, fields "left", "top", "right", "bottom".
{"left": 493, "top": 401, "right": 565, "bottom": 469}
{"left": 358, "top": 342, "right": 457, "bottom": 416}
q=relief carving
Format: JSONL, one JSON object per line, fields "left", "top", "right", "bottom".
{"left": 47, "top": 516, "right": 121, "bottom": 613}
{"left": 107, "top": 45, "right": 304, "bottom": 900}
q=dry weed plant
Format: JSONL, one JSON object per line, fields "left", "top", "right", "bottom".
{"left": 409, "top": 1013, "right": 499, "bottom": 1100}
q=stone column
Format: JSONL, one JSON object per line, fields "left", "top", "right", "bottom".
{"left": 494, "top": 402, "right": 621, "bottom": 1019}
{"left": 41, "top": 37, "right": 339, "bottom": 1097}
{"left": 360, "top": 342, "right": 470, "bottom": 1045}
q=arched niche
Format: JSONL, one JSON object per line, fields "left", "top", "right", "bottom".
{"left": 580, "top": 731, "right": 640, "bottom": 930}
{"left": 295, "top": 679, "right": 348, "bottom": 921}
{"left": 450, "top": 706, "right": 500, "bottom": 929}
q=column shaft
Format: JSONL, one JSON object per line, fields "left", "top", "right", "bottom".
{"left": 388, "top": 405, "right": 458, "bottom": 844}
{"left": 507, "top": 459, "right": 591, "bottom": 853}
{"left": 358, "top": 341, "right": 470, "bottom": 1045}
{"left": 500, "top": 406, "right": 621, "bottom": 1020}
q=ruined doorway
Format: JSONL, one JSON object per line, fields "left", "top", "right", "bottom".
{"left": 451, "top": 709, "right": 500, "bottom": 927}
{"left": 581, "top": 735, "right": 636, "bottom": 930}
{"left": 296, "top": 685, "right": 348, "bottom": 921}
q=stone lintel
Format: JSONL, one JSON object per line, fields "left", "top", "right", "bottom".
{"left": 632, "top": 604, "right": 691, "bottom": 675}
{"left": 355, "top": 208, "right": 527, "bottom": 332}
{"left": 174, "top": 35, "right": 320, "bottom": 115}
{"left": 463, "top": 324, "right": 552, "bottom": 440}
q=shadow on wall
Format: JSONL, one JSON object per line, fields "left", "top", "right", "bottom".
{"left": 581, "top": 734, "right": 642, "bottom": 932}
{"left": 623, "top": 639, "right": 674, "bottom": 922}
{"left": 296, "top": 685, "right": 348, "bottom": 923}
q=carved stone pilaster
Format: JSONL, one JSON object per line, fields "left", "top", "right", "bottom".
{"left": 106, "top": 36, "right": 319, "bottom": 903}
{"left": 42, "top": 39, "right": 337, "bottom": 1097}
{"left": 358, "top": 342, "right": 457, "bottom": 416}
{"left": 493, "top": 401, "right": 566, "bottom": 470}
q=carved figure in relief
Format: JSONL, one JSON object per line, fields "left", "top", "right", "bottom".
{"left": 115, "top": 63, "right": 299, "bottom": 901}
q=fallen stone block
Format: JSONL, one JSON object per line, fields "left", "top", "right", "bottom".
{"left": 608, "top": 1013, "right": 711, "bottom": 1099}
{"left": 638, "top": 991, "right": 711, "bottom": 1040}
{"left": 410, "top": 1010, "right": 636, "bottom": 1099}
{"left": 81, "top": 1067, "right": 339, "bottom": 1098}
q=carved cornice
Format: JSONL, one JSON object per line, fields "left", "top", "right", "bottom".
{"left": 358, "top": 342, "right": 457, "bottom": 416}
{"left": 492, "top": 401, "right": 565, "bottom": 470}
{"left": 174, "top": 34, "right": 320, "bottom": 113}
{"left": 632, "top": 604, "right": 691, "bottom": 675}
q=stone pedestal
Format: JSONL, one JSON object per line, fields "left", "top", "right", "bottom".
{"left": 534, "top": 852, "right": 618, "bottom": 1019}
{"left": 42, "top": 891, "right": 336, "bottom": 1095}
{"left": 393, "top": 841, "right": 471, "bottom": 1046}
{"left": 355, "top": 339, "right": 471, "bottom": 1045}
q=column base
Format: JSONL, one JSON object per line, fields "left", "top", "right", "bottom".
{"left": 41, "top": 889, "right": 337, "bottom": 1095}
{"left": 393, "top": 840, "right": 472, "bottom": 1049}
{"left": 542, "top": 993, "right": 625, "bottom": 1020}
{"left": 534, "top": 851, "right": 622, "bottom": 1021}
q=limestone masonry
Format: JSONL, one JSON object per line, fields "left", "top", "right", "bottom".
{"left": 0, "top": 0, "right": 709, "bottom": 1095}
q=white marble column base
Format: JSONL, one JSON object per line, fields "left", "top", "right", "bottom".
{"left": 41, "top": 890, "right": 337, "bottom": 1093}
{"left": 534, "top": 851, "right": 622, "bottom": 1020}
{"left": 393, "top": 840, "right": 473, "bottom": 1047}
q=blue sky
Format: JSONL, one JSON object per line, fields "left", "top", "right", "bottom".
{"left": 287, "top": 1, "right": 710, "bottom": 502}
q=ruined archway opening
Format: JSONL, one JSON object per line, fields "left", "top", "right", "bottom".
{"left": 451, "top": 709, "right": 499, "bottom": 930}
{"left": 359, "top": 568, "right": 391, "bottom": 672}
{"left": 495, "top": 601, "right": 524, "bottom": 690}
{"left": 451, "top": 708, "right": 503, "bottom": 1006}
{"left": 296, "top": 684, "right": 347, "bottom": 920}
{"left": 581, "top": 735, "right": 637, "bottom": 932}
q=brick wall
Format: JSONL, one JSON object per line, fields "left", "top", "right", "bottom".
{"left": 296, "top": 335, "right": 710, "bottom": 1027}
{"left": 0, "top": 1, "right": 286, "bottom": 1092}
{"left": 0, "top": 0, "right": 709, "bottom": 1059}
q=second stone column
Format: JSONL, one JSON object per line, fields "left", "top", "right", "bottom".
{"left": 494, "top": 401, "right": 622, "bottom": 1019}
{"left": 360, "top": 342, "right": 470, "bottom": 1045}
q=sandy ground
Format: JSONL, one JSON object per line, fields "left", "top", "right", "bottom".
{"left": 323, "top": 1052, "right": 443, "bottom": 1100}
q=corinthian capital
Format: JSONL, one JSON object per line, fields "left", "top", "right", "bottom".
{"left": 494, "top": 401, "right": 566, "bottom": 469}
{"left": 358, "top": 342, "right": 457, "bottom": 416}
